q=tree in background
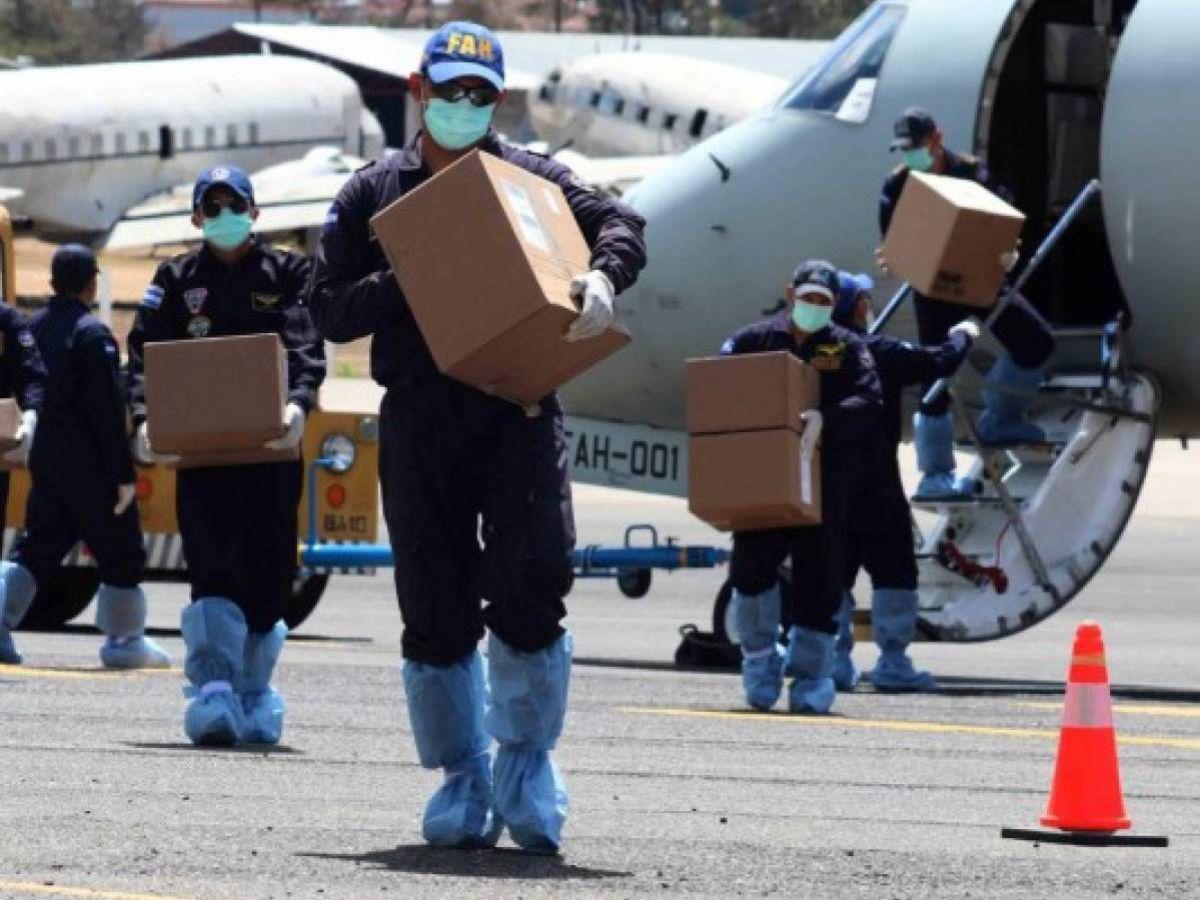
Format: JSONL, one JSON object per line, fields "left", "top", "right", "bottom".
{"left": 589, "top": 0, "right": 869, "bottom": 36}
{"left": 0, "top": 0, "right": 147, "bottom": 64}
{"left": 748, "top": 0, "right": 871, "bottom": 37}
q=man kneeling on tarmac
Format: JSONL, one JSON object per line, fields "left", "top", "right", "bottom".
{"left": 721, "top": 261, "right": 882, "bottom": 714}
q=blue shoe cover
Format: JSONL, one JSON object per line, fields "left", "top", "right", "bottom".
{"left": 785, "top": 626, "right": 836, "bottom": 714}
{"left": 833, "top": 592, "right": 858, "bottom": 692}
{"left": 100, "top": 635, "right": 172, "bottom": 670}
{"left": 868, "top": 588, "right": 937, "bottom": 692}
{"left": 0, "top": 563, "right": 37, "bottom": 665}
{"left": 181, "top": 598, "right": 247, "bottom": 746}
{"left": 96, "top": 585, "right": 171, "bottom": 669}
{"left": 486, "top": 632, "right": 572, "bottom": 854}
{"left": 404, "top": 649, "right": 500, "bottom": 848}
{"left": 425, "top": 751, "right": 503, "bottom": 848}
{"left": 869, "top": 651, "right": 939, "bottom": 692}
{"left": 732, "top": 584, "right": 784, "bottom": 710}
{"left": 977, "top": 357, "right": 1046, "bottom": 445}
{"left": 914, "top": 472, "right": 975, "bottom": 501}
{"left": 241, "top": 621, "right": 287, "bottom": 745}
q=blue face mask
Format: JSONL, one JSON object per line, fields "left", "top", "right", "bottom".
{"left": 424, "top": 98, "right": 496, "bottom": 151}
{"left": 903, "top": 146, "right": 935, "bottom": 173}
{"left": 791, "top": 299, "right": 833, "bottom": 333}
{"left": 202, "top": 209, "right": 254, "bottom": 250}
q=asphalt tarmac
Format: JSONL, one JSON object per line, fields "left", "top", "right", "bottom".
{"left": 1, "top": 442, "right": 1198, "bottom": 899}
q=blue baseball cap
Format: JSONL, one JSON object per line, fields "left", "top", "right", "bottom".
{"left": 192, "top": 165, "right": 255, "bottom": 209}
{"left": 891, "top": 107, "right": 937, "bottom": 151}
{"left": 51, "top": 243, "right": 99, "bottom": 294}
{"left": 834, "top": 271, "right": 875, "bottom": 324}
{"left": 421, "top": 21, "right": 505, "bottom": 92}
{"left": 791, "top": 260, "right": 840, "bottom": 301}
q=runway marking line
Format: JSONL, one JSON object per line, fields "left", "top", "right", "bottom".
{"left": 0, "top": 882, "right": 190, "bottom": 900}
{"left": 620, "top": 706, "right": 1200, "bottom": 752}
{"left": 1019, "top": 700, "right": 1200, "bottom": 719}
{"left": 0, "top": 665, "right": 176, "bottom": 681}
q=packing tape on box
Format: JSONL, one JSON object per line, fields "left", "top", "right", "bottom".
{"left": 500, "top": 179, "right": 575, "bottom": 282}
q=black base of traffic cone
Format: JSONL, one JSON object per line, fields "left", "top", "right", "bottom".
{"left": 1001, "top": 827, "right": 1168, "bottom": 847}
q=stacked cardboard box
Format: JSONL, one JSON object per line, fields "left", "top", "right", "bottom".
{"left": 686, "top": 351, "right": 821, "bottom": 531}
{"left": 371, "top": 149, "right": 630, "bottom": 406}
{"left": 880, "top": 170, "right": 1025, "bottom": 307}
{"left": 144, "top": 333, "right": 295, "bottom": 469}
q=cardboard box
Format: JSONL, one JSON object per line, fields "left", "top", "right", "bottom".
{"left": 686, "top": 352, "right": 819, "bottom": 435}
{"left": 0, "top": 399, "right": 21, "bottom": 470}
{"left": 688, "top": 429, "right": 821, "bottom": 532}
{"left": 371, "top": 149, "right": 630, "bottom": 405}
{"left": 880, "top": 170, "right": 1025, "bottom": 307}
{"left": 144, "top": 334, "right": 296, "bottom": 467}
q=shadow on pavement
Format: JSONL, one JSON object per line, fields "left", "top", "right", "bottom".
{"left": 299, "top": 845, "right": 631, "bottom": 880}
{"left": 124, "top": 742, "right": 304, "bottom": 756}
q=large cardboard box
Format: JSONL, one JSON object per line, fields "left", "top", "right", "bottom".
{"left": 689, "top": 429, "right": 821, "bottom": 531}
{"left": 0, "top": 399, "right": 21, "bottom": 470}
{"left": 880, "top": 170, "right": 1025, "bottom": 307}
{"left": 144, "top": 333, "right": 296, "bottom": 468}
{"left": 686, "top": 352, "right": 819, "bottom": 435}
{"left": 371, "top": 150, "right": 630, "bottom": 406}
{"left": 685, "top": 353, "right": 821, "bottom": 531}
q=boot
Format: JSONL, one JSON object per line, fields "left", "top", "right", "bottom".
{"left": 867, "top": 588, "right": 938, "bottom": 692}
{"left": 785, "top": 626, "right": 836, "bottom": 714}
{"left": 0, "top": 562, "right": 36, "bottom": 665}
{"left": 486, "top": 632, "right": 571, "bottom": 855}
{"left": 96, "top": 585, "right": 172, "bottom": 669}
{"left": 977, "top": 357, "right": 1046, "bottom": 445}
{"left": 181, "top": 597, "right": 247, "bottom": 746}
{"left": 731, "top": 584, "right": 784, "bottom": 711}
{"left": 240, "top": 620, "right": 287, "bottom": 745}
{"left": 832, "top": 592, "right": 859, "bottom": 692}
{"left": 913, "top": 412, "right": 974, "bottom": 500}
{"left": 403, "top": 648, "right": 501, "bottom": 848}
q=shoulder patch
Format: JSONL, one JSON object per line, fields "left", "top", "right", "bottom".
{"left": 18, "top": 330, "right": 34, "bottom": 348}
{"left": 719, "top": 338, "right": 735, "bottom": 356}
{"left": 103, "top": 340, "right": 117, "bottom": 356}
{"left": 142, "top": 284, "right": 164, "bottom": 309}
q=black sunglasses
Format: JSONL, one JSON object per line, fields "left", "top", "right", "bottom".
{"left": 428, "top": 79, "right": 500, "bottom": 108}
{"left": 200, "top": 195, "right": 249, "bottom": 218}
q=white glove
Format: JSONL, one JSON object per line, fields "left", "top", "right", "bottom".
{"left": 799, "top": 409, "right": 823, "bottom": 459}
{"left": 113, "top": 483, "right": 136, "bottom": 516}
{"left": 948, "top": 320, "right": 981, "bottom": 342}
{"left": 566, "top": 270, "right": 615, "bottom": 342}
{"left": 999, "top": 242, "right": 1021, "bottom": 273}
{"left": 2, "top": 409, "right": 36, "bottom": 465}
{"left": 874, "top": 247, "right": 891, "bottom": 275}
{"left": 134, "top": 421, "right": 180, "bottom": 467}
{"left": 265, "top": 402, "right": 306, "bottom": 451}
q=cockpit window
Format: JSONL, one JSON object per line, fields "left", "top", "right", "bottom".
{"left": 780, "top": 2, "right": 907, "bottom": 114}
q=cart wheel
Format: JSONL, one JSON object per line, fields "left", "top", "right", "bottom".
{"left": 20, "top": 567, "right": 100, "bottom": 630}
{"left": 617, "top": 568, "right": 652, "bottom": 599}
{"left": 284, "top": 573, "right": 330, "bottom": 631}
{"left": 711, "top": 576, "right": 791, "bottom": 645}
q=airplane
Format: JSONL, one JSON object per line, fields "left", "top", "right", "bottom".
{"left": 0, "top": 54, "right": 384, "bottom": 240}
{"left": 554, "top": 0, "right": 1197, "bottom": 644}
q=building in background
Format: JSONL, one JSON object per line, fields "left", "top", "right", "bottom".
{"left": 142, "top": 1, "right": 312, "bottom": 49}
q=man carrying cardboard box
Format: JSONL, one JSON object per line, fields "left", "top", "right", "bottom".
{"left": 719, "top": 261, "right": 882, "bottom": 715}
{"left": 307, "top": 21, "right": 646, "bottom": 854}
{"left": 829, "top": 272, "right": 978, "bottom": 693}
{"left": 128, "top": 166, "right": 326, "bottom": 747}
{"left": 879, "top": 108, "right": 1056, "bottom": 499}
{"left": 0, "top": 245, "right": 169, "bottom": 670}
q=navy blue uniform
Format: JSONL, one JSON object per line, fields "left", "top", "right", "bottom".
{"left": 0, "top": 306, "right": 46, "bottom": 521}
{"left": 127, "top": 241, "right": 325, "bottom": 632}
{"left": 13, "top": 299, "right": 141, "bottom": 587}
{"left": 307, "top": 132, "right": 647, "bottom": 665}
{"left": 880, "top": 152, "right": 1054, "bottom": 413}
{"left": 721, "top": 316, "right": 883, "bottom": 635}
{"left": 845, "top": 331, "right": 972, "bottom": 590}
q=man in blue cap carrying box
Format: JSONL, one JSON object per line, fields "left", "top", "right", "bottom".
{"left": 308, "top": 21, "right": 647, "bottom": 854}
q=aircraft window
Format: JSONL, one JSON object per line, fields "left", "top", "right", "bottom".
{"left": 138, "top": 131, "right": 151, "bottom": 152}
{"left": 636, "top": 105, "right": 651, "bottom": 124}
{"left": 68, "top": 136, "right": 80, "bottom": 158}
{"left": 182, "top": 128, "right": 193, "bottom": 151}
{"left": 663, "top": 113, "right": 678, "bottom": 131}
{"left": 115, "top": 133, "right": 127, "bottom": 154}
{"left": 204, "top": 126, "right": 216, "bottom": 149}
{"left": 20, "top": 142, "right": 32, "bottom": 163}
{"left": 90, "top": 134, "right": 103, "bottom": 155}
{"left": 598, "top": 90, "right": 623, "bottom": 115}
{"left": 613, "top": 98, "right": 626, "bottom": 115}
{"left": 0, "top": 145, "right": 7, "bottom": 163}
{"left": 689, "top": 109, "right": 708, "bottom": 138}
{"left": 227, "top": 124, "right": 239, "bottom": 147}
{"left": 780, "top": 2, "right": 907, "bottom": 113}
{"left": 249, "top": 123, "right": 259, "bottom": 144}
{"left": 589, "top": 91, "right": 602, "bottom": 108}
{"left": 159, "top": 125, "right": 174, "bottom": 160}
{"left": 44, "top": 139, "right": 56, "bottom": 161}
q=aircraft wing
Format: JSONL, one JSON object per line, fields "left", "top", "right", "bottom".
{"left": 104, "top": 147, "right": 363, "bottom": 251}
{"left": 0, "top": 187, "right": 23, "bottom": 205}
{"left": 551, "top": 150, "right": 670, "bottom": 196}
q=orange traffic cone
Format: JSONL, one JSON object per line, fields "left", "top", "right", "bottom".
{"left": 1039, "top": 620, "right": 1129, "bottom": 832}
{"left": 1002, "top": 621, "right": 1168, "bottom": 847}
